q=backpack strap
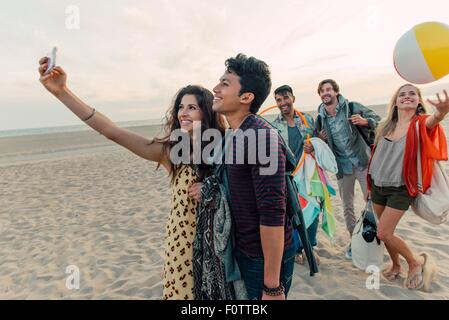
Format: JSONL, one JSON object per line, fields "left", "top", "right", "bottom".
{"left": 348, "top": 101, "right": 354, "bottom": 114}
{"left": 347, "top": 101, "right": 373, "bottom": 147}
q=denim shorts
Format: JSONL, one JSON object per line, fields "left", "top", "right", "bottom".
{"left": 371, "top": 183, "right": 413, "bottom": 211}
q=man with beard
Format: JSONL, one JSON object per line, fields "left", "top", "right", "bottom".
{"left": 271, "top": 85, "right": 319, "bottom": 265}
{"left": 315, "top": 79, "right": 380, "bottom": 259}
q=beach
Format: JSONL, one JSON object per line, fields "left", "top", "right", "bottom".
{"left": 1, "top": 108, "right": 449, "bottom": 300}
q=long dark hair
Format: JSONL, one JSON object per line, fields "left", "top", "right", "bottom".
{"left": 153, "top": 85, "right": 226, "bottom": 183}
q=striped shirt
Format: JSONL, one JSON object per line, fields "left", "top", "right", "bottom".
{"left": 226, "top": 114, "right": 293, "bottom": 258}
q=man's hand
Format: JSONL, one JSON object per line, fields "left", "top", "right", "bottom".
{"left": 188, "top": 183, "right": 203, "bottom": 202}
{"left": 318, "top": 130, "right": 328, "bottom": 141}
{"left": 349, "top": 114, "right": 369, "bottom": 126}
{"left": 304, "top": 143, "right": 314, "bottom": 154}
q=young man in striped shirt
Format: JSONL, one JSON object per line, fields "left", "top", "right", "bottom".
{"left": 211, "top": 53, "right": 295, "bottom": 300}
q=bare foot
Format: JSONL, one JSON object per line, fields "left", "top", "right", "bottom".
{"left": 382, "top": 265, "right": 401, "bottom": 281}
{"left": 295, "top": 251, "right": 321, "bottom": 265}
{"left": 294, "top": 253, "right": 305, "bottom": 265}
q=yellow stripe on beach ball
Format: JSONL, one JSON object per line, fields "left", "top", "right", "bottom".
{"left": 415, "top": 22, "right": 449, "bottom": 81}
{"left": 394, "top": 21, "right": 449, "bottom": 84}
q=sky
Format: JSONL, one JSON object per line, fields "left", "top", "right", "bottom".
{"left": 0, "top": 0, "right": 448, "bottom": 130}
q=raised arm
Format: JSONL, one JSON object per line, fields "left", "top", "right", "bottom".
{"left": 38, "top": 57, "right": 171, "bottom": 171}
{"left": 425, "top": 90, "right": 449, "bottom": 129}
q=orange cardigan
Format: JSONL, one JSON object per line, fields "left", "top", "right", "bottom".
{"left": 367, "top": 115, "right": 448, "bottom": 197}
{"left": 403, "top": 115, "right": 448, "bottom": 196}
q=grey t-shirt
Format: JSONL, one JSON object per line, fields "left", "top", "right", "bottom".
{"left": 369, "top": 135, "right": 407, "bottom": 187}
{"left": 287, "top": 125, "right": 303, "bottom": 162}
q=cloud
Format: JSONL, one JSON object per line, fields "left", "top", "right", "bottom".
{"left": 1, "top": 0, "right": 449, "bottom": 130}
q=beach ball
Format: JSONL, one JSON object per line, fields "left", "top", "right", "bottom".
{"left": 393, "top": 22, "right": 449, "bottom": 84}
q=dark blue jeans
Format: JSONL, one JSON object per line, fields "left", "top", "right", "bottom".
{"left": 234, "top": 244, "right": 296, "bottom": 300}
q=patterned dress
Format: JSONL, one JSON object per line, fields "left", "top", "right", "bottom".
{"left": 163, "top": 165, "right": 197, "bottom": 300}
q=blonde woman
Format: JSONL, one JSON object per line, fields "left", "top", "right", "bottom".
{"left": 367, "top": 84, "right": 448, "bottom": 290}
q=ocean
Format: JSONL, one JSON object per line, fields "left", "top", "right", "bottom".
{"left": 0, "top": 119, "right": 164, "bottom": 138}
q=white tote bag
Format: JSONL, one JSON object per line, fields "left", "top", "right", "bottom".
{"left": 351, "top": 201, "right": 385, "bottom": 271}
{"left": 411, "top": 122, "right": 449, "bottom": 224}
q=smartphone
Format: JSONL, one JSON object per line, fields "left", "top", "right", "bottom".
{"left": 44, "top": 46, "right": 57, "bottom": 75}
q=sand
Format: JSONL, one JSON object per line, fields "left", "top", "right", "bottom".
{"left": 0, "top": 113, "right": 448, "bottom": 300}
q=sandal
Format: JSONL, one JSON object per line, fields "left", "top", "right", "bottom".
{"left": 382, "top": 269, "right": 401, "bottom": 282}
{"left": 404, "top": 254, "right": 427, "bottom": 290}
{"left": 405, "top": 252, "right": 435, "bottom": 291}
{"left": 404, "top": 268, "right": 423, "bottom": 290}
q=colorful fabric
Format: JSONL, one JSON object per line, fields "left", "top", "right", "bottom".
{"left": 403, "top": 115, "right": 448, "bottom": 196}
{"left": 310, "top": 137, "right": 338, "bottom": 174}
{"left": 293, "top": 149, "right": 337, "bottom": 239}
{"left": 272, "top": 111, "right": 315, "bottom": 161}
{"left": 193, "top": 175, "right": 247, "bottom": 300}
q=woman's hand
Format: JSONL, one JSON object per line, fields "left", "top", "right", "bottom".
{"left": 38, "top": 57, "right": 67, "bottom": 96}
{"left": 365, "top": 190, "right": 371, "bottom": 202}
{"left": 427, "top": 90, "right": 449, "bottom": 120}
{"left": 188, "top": 183, "right": 203, "bottom": 202}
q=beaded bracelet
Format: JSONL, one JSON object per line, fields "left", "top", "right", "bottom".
{"left": 263, "top": 284, "right": 285, "bottom": 296}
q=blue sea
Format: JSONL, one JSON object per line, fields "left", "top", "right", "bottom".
{"left": 0, "top": 119, "right": 164, "bottom": 138}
